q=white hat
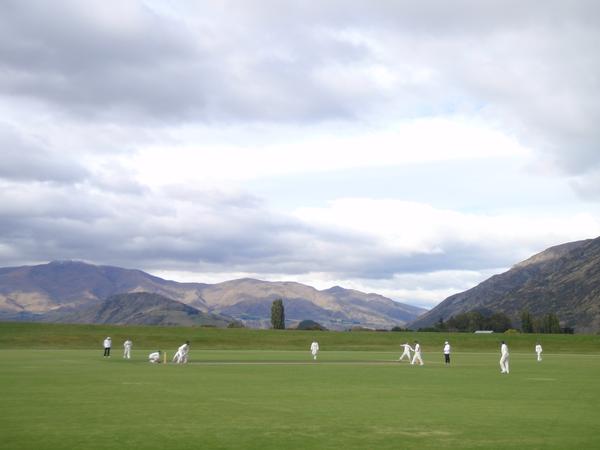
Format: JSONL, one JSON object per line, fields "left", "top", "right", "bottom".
{"left": 444, "top": 341, "right": 448, "bottom": 344}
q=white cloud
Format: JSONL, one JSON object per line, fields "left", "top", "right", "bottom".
{"left": 131, "top": 117, "right": 528, "bottom": 185}
{"left": 142, "top": 196, "right": 600, "bottom": 308}
{"left": 294, "top": 198, "right": 600, "bottom": 264}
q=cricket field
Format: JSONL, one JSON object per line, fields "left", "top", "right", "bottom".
{"left": 1, "top": 323, "right": 599, "bottom": 449}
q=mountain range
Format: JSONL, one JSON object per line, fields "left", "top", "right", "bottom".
{"left": 39, "top": 292, "right": 235, "bottom": 327}
{"left": 0, "top": 261, "right": 426, "bottom": 329}
{"left": 4, "top": 235, "right": 598, "bottom": 332}
{"left": 409, "top": 237, "right": 600, "bottom": 333}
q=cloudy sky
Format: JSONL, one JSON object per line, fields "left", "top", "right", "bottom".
{"left": 1, "top": 0, "right": 600, "bottom": 308}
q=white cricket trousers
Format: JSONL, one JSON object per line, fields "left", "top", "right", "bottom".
{"left": 399, "top": 351, "right": 411, "bottom": 361}
{"left": 411, "top": 352, "right": 423, "bottom": 365}
{"left": 123, "top": 348, "right": 131, "bottom": 359}
{"left": 500, "top": 354, "right": 510, "bottom": 373}
{"left": 173, "top": 351, "right": 181, "bottom": 363}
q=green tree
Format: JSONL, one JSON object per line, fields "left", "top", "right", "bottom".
{"left": 487, "top": 312, "right": 512, "bottom": 332}
{"left": 520, "top": 310, "right": 534, "bottom": 333}
{"left": 532, "top": 316, "right": 543, "bottom": 333}
{"left": 550, "top": 313, "right": 562, "bottom": 333}
{"left": 446, "top": 310, "right": 512, "bottom": 332}
{"left": 544, "top": 312, "right": 562, "bottom": 334}
{"left": 271, "top": 299, "right": 285, "bottom": 329}
{"left": 435, "top": 317, "right": 447, "bottom": 331}
{"left": 447, "top": 312, "right": 470, "bottom": 331}
{"left": 467, "top": 311, "right": 486, "bottom": 332}
{"left": 537, "top": 312, "right": 561, "bottom": 333}
{"left": 296, "top": 320, "right": 327, "bottom": 331}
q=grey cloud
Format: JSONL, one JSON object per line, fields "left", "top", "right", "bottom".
{"left": 569, "top": 170, "right": 600, "bottom": 201}
{"left": 1, "top": 1, "right": 597, "bottom": 118}
{"left": 0, "top": 0, "right": 206, "bottom": 121}
{"left": 0, "top": 180, "right": 305, "bottom": 269}
{"left": 0, "top": 124, "right": 88, "bottom": 183}
{"left": 160, "top": 186, "right": 265, "bottom": 210}
{"left": 0, "top": 0, "right": 599, "bottom": 222}
{"left": 0, "top": 1, "right": 469, "bottom": 122}
{"left": 88, "top": 162, "right": 148, "bottom": 195}
{"left": 0, "top": 178, "right": 526, "bottom": 280}
{"left": 2, "top": 0, "right": 598, "bottom": 184}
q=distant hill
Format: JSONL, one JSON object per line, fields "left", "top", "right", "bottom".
{"left": 197, "top": 279, "right": 426, "bottom": 329}
{"left": 0, "top": 260, "right": 209, "bottom": 312}
{"left": 45, "top": 292, "right": 233, "bottom": 327}
{"left": 0, "top": 261, "right": 426, "bottom": 330}
{"left": 409, "top": 237, "right": 600, "bottom": 333}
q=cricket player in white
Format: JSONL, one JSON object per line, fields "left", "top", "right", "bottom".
{"left": 123, "top": 339, "right": 132, "bottom": 359}
{"left": 535, "top": 343, "right": 543, "bottom": 362}
{"left": 443, "top": 341, "right": 451, "bottom": 365}
{"left": 500, "top": 341, "right": 510, "bottom": 374}
{"left": 173, "top": 341, "right": 190, "bottom": 364}
{"left": 411, "top": 341, "right": 424, "bottom": 366}
{"left": 310, "top": 341, "right": 319, "bottom": 360}
{"left": 399, "top": 342, "right": 413, "bottom": 362}
{"left": 148, "top": 351, "right": 161, "bottom": 363}
{"left": 103, "top": 337, "right": 112, "bottom": 357}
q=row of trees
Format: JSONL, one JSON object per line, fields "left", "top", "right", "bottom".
{"left": 429, "top": 311, "right": 513, "bottom": 333}
{"left": 426, "top": 310, "right": 568, "bottom": 334}
{"left": 271, "top": 298, "right": 569, "bottom": 334}
{"left": 520, "top": 310, "right": 567, "bottom": 334}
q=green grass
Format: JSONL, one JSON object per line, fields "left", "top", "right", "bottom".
{"left": 2, "top": 321, "right": 599, "bottom": 352}
{"left": 1, "top": 323, "right": 600, "bottom": 449}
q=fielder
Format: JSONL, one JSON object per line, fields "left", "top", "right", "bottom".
{"left": 123, "top": 339, "right": 132, "bottom": 359}
{"left": 148, "top": 351, "right": 161, "bottom": 363}
{"left": 399, "top": 342, "right": 413, "bottom": 362}
{"left": 173, "top": 341, "right": 190, "bottom": 364}
{"left": 103, "top": 336, "right": 112, "bottom": 357}
{"left": 500, "top": 341, "right": 510, "bottom": 374}
{"left": 443, "top": 341, "right": 451, "bottom": 365}
{"left": 411, "top": 340, "right": 424, "bottom": 366}
{"left": 535, "top": 342, "right": 543, "bottom": 362}
{"left": 310, "top": 341, "right": 319, "bottom": 360}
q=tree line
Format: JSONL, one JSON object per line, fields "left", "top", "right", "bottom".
{"left": 520, "top": 310, "right": 569, "bottom": 333}
{"left": 421, "top": 309, "right": 570, "bottom": 334}
{"left": 425, "top": 310, "right": 513, "bottom": 333}
{"left": 271, "top": 297, "right": 570, "bottom": 334}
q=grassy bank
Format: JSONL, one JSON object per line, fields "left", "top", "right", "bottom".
{"left": 1, "top": 322, "right": 599, "bottom": 353}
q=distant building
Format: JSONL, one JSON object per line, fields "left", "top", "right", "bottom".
{"left": 474, "top": 330, "right": 494, "bottom": 334}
